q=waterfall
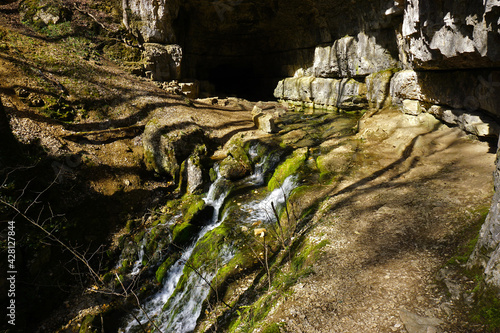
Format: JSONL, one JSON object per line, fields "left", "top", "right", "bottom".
{"left": 120, "top": 161, "right": 299, "bottom": 333}
{"left": 121, "top": 168, "right": 231, "bottom": 333}
{"left": 242, "top": 175, "right": 297, "bottom": 225}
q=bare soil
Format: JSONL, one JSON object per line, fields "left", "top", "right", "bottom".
{"left": 267, "top": 109, "right": 496, "bottom": 332}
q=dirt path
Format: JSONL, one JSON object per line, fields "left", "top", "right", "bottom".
{"left": 268, "top": 109, "right": 496, "bottom": 332}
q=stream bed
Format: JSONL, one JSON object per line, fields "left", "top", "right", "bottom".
{"left": 115, "top": 110, "right": 361, "bottom": 332}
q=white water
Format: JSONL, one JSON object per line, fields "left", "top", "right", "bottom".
{"left": 121, "top": 165, "right": 298, "bottom": 333}
{"left": 242, "top": 175, "right": 298, "bottom": 225}
{"left": 130, "top": 237, "right": 146, "bottom": 276}
{"left": 246, "top": 151, "right": 280, "bottom": 186}
{"left": 157, "top": 246, "right": 233, "bottom": 333}
{"left": 121, "top": 170, "right": 230, "bottom": 333}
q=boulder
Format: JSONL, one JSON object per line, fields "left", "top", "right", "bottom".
{"left": 143, "top": 119, "right": 207, "bottom": 183}
{"left": 219, "top": 134, "right": 253, "bottom": 181}
{"left": 402, "top": 99, "right": 422, "bottom": 116}
{"left": 255, "top": 114, "right": 277, "bottom": 134}
{"left": 219, "top": 146, "right": 252, "bottom": 181}
{"left": 143, "top": 43, "right": 182, "bottom": 81}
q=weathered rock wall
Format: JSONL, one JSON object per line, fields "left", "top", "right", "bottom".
{"left": 469, "top": 139, "right": 500, "bottom": 290}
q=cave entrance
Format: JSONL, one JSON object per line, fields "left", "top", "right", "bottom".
{"left": 207, "top": 63, "right": 278, "bottom": 101}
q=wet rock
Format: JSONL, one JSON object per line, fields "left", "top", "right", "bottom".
{"left": 185, "top": 145, "right": 207, "bottom": 194}
{"left": 143, "top": 43, "right": 182, "bottom": 81}
{"left": 219, "top": 148, "right": 252, "bottom": 181}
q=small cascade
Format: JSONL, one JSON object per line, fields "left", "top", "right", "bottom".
{"left": 121, "top": 168, "right": 231, "bottom": 333}
{"left": 130, "top": 237, "right": 146, "bottom": 276}
{"left": 242, "top": 175, "right": 298, "bottom": 225}
{"left": 121, "top": 147, "right": 300, "bottom": 333}
{"left": 156, "top": 246, "right": 234, "bottom": 333}
{"left": 246, "top": 151, "right": 281, "bottom": 186}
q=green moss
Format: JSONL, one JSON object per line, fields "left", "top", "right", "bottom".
{"left": 268, "top": 148, "right": 308, "bottom": 191}
{"left": 471, "top": 285, "right": 500, "bottom": 330}
{"left": 79, "top": 315, "right": 97, "bottom": 333}
{"left": 181, "top": 194, "right": 205, "bottom": 223}
{"left": 156, "top": 255, "right": 179, "bottom": 284}
{"left": 103, "top": 42, "right": 141, "bottom": 62}
{"left": 117, "top": 259, "right": 130, "bottom": 274}
{"left": 172, "top": 221, "right": 196, "bottom": 245}
{"left": 220, "top": 145, "right": 252, "bottom": 180}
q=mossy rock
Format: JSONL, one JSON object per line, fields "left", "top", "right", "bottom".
{"left": 103, "top": 42, "right": 141, "bottom": 62}
{"left": 156, "top": 253, "right": 180, "bottom": 284}
{"left": 268, "top": 148, "right": 308, "bottom": 191}
{"left": 78, "top": 314, "right": 96, "bottom": 333}
{"left": 181, "top": 195, "right": 207, "bottom": 223}
{"left": 20, "top": 0, "right": 72, "bottom": 27}
{"left": 219, "top": 145, "right": 252, "bottom": 180}
{"left": 142, "top": 121, "right": 209, "bottom": 183}
{"left": 171, "top": 221, "right": 197, "bottom": 245}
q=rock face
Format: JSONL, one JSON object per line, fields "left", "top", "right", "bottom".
{"left": 469, "top": 140, "right": 500, "bottom": 290}
{"left": 274, "top": 76, "right": 368, "bottom": 110}
{"left": 401, "top": 0, "right": 500, "bottom": 69}
{"left": 125, "top": 0, "right": 180, "bottom": 43}
{"left": 143, "top": 43, "right": 182, "bottom": 81}
{"left": 312, "top": 32, "right": 398, "bottom": 78}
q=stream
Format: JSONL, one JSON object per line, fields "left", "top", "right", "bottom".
{"left": 120, "top": 150, "right": 298, "bottom": 333}
{"left": 116, "top": 111, "right": 361, "bottom": 332}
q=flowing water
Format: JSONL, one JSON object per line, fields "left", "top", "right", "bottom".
{"left": 120, "top": 148, "right": 298, "bottom": 333}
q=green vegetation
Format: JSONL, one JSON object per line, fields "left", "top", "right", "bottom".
{"left": 226, "top": 239, "right": 328, "bottom": 332}
{"left": 268, "top": 148, "right": 308, "bottom": 191}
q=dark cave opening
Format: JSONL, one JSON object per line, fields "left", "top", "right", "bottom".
{"left": 207, "top": 63, "right": 279, "bottom": 101}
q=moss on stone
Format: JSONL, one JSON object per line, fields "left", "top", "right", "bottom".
{"left": 268, "top": 148, "right": 308, "bottom": 191}
{"left": 78, "top": 314, "right": 96, "bottom": 333}
{"left": 181, "top": 195, "right": 205, "bottom": 223}
{"left": 103, "top": 42, "right": 141, "bottom": 62}
{"left": 171, "top": 221, "right": 196, "bottom": 245}
{"left": 220, "top": 145, "right": 252, "bottom": 180}
{"left": 156, "top": 255, "right": 179, "bottom": 284}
